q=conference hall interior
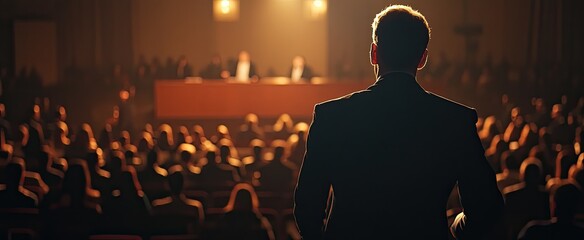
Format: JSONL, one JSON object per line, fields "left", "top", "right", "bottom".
{"left": 0, "top": 0, "right": 583, "bottom": 239}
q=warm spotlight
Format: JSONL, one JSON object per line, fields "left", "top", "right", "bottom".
{"left": 305, "top": 0, "right": 327, "bottom": 20}
{"left": 214, "top": 0, "right": 239, "bottom": 22}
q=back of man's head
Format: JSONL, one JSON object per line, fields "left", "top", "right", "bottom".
{"left": 168, "top": 166, "right": 184, "bottom": 196}
{"left": 5, "top": 158, "right": 25, "bottom": 190}
{"left": 372, "top": 5, "right": 430, "bottom": 70}
{"left": 552, "top": 182, "right": 580, "bottom": 220}
{"left": 520, "top": 157, "right": 543, "bottom": 186}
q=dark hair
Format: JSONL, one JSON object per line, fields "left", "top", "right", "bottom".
{"left": 371, "top": 5, "right": 430, "bottom": 70}
{"left": 167, "top": 167, "right": 184, "bottom": 195}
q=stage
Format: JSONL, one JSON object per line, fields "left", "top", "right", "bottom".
{"left": 154, "top": 78, "right": 374, "bottom": 119}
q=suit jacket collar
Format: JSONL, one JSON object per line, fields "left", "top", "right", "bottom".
{"left": 367, "top": 72, "right": 426, "bottom": 94}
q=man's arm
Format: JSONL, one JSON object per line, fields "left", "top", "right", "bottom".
{"left": 294, "top": 106, "right": 332, "bottom": 239}
{"left": 451, "top": 109, "right": 504, "bottom": 239}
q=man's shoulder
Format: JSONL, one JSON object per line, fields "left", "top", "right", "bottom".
{"left": 314, "top": 89, "right": 372, "bottom": 112}
{"left": 426, "top": 92, "right": 475, "bottom": 111}
{"left": 425, "top": 91, "right": 477, "bottom": 121}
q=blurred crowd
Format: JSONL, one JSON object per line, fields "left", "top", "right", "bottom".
{"left": 0, "top": 52, "right": 583, "bottom": 239}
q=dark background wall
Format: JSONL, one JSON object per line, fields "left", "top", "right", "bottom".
{"left": 0, "top": 0, "right": 582, "bottom": 85}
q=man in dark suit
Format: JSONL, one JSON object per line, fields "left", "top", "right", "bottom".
{"left": 226, "top": 51, "right": 259, "bottom": 81}
{"left": 175, "top": 55, "right": 193, "bottom": 79}
{"left": 294, "top": 5, "right": 504, "bottom": 240}
{"left": 289, "top": 56, "right": 314, "bottom": 82}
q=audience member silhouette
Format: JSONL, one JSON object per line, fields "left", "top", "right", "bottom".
{"left": 502, "top": 157, "right": 550, "bottom": 240}
{"left": 85, "top": 150, "right": 112, "bottom": 199}
{"left": 0, "top": 103, "right": 12, "bottom": 141}
{"left": 289, "top": 56, "right": 314, "bottom": 82}
{"left": 226, "top": 51, "right": 259, "bottom": 82}
{"left": 66, "top": 123, "right": 96, "bottom": 159}
{"left": 36, "top": 151, "right": 64, "bottom": 191}
{"left": 217, "top": 183, "right": 275, "bottom": 240}
{"left": 152, "top": 165, "right": 204, "bottom": 234}
{"left": 271, "top": 113, "right": 293, "bottom": 140}
{"left": 137, "top": 150, "right": 170, "bottom": 200}
{"left": 236, "top": 113, "right": 264, "bottom": 147}
{"left": 158, "top": 124, "right": 174, "bottom": 152}
{"left": 101, "top": 165, "right": 151, "bottom": 234}
{"left": 199, "top": 147, "right": 238, "bottom": 191}
{"left": 0, "top": 158, "right": 38, "bottom": 208}
{"left": 244, "top": 139, "right": 267, "bottom": 175}
{"left": 192, "top": 124, "right": 214, "bottom": 152}
{"left": 175, "top": 125, "right": 192, "bottom": 147}
{"left": 258, "top": 140, "right": 297, "bottom": 192}
{"left": 43, "top": 161, "right": 101, "bottom": 240}
{"left": 174, "top": 55, "right": 193, "bottom": 79}
{"left": 200, "top": 54, "right": 225, "bottom": 79}
{"left": 496, "top": 151, "right": 522, "bottom": 191}
{"left": 288, "top": 122, "right": 308, "bottom": 167}
{"left": 518, "top": 182, "right": 584, "bottom": 239}
{"left": 137, "top": 131, "right": 155, "bottom": 154}
{"left": 98, "top": 123, "right": 114, "bottom": 152}
{"left": 21, "top": 122, "right": 45, "bottom": 171}
{"left": 503, "top": 107, "right": 525, "bottom": 143}
{"left": 555, "top": 148, "right": 577, "bottom": 179}
{"left": 571, "top": 167, "right": 584, "bottom": 215}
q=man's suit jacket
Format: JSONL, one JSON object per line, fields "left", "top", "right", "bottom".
{"left": 227, "top": 59, "right": 258, "bottom": 78}
{"left": 294, "top": 72, "right": 504, "bottom": 239}
{"left": 288, "top": 65, "right": 314, "bottom": 81}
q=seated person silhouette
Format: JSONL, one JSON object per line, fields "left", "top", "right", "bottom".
{"left": 98, "top": 123, "right": 113, "bottom": 151}
{"left": 243, "top": 139, "right": 267, "bottom": 175}
{"left": 43, "top": 161, "right": 101, "bottom": 240}
{"left": 65, "top": 123, "right": 97, "bottom": 159}
{"left": 137, "top": 150, "right": 171, "bottom": 200}
{"left": 177, "top": 143, "right": 196, "bottom": 165}
{"left": 151, "top": 165, "right": 204, "bottom": 234}
{"left": 516, "top": 122, "right": 539, "bottom": 160}
{"left": 225, "top": 51, "right": 259, "bottom": 82}
{"left": 174, "top": 55, "right": 193, "bottom": 79}
{"left": 503, "top": 107, "right": 525, "bottom": 143}
{"left": 85, "top": 150, "right": 112, "bottom": 199}
{"left": 555, "top": 148, "right": 578, "bottom": 179}
{"left": 236, "top": 113, "right": 264, "bottom": 147}
{"left": 0, "top": 132, "right": 13, "bottom": 167}
{"left": 219, "top": 139, "right": 246, "bottom": 178}
{"left": 200, "top": 54, "right": 225, "bottom": 79}
{"left": 0, "top": 103, "right": 12, "bottom": 142}
{"left": 257, "top": 140, "right": 297, "bottom": 192}
{"left": 496, "top": 150, "right": 522, "bottom": 191}
{"left": 20, "top": 122, "right": 45, "bottom": 171}
{"left": 294, "top": 5, "right": 503, "bottom": 240}
{"left": 271, "top": 113, "right": 294, "bottom": 141}
{"left": 502, "top": 157, "right": 550, "bottom": 240}
{"left": 0, "top": 158, "right": 38, "bottom": 208}
{"left": 175, "top": 125, "right": 193, "bottom": 147}
{"left": 137, "top": 131, "right": 155, "bottom": 154}
{"left": 198, "top": 145, "right": 239, "bottom": 191}
{"left": 518, "top": 182, "right": 584, "bottom": 239}
{"left": 216, "top": 183, "right": 275, "bottom": 240}
{"left": 33, "top": 151, "right": 63, "bottom": 192}
{"left": 157, "top": 124, "right": 175, "bottom": 152}
{"left": 571, "top": 167, "right": 584, "bottom": 215}
{"left": 192, "top": 124, "right": 215, "bottom": 152}
{"left": 288, "top": 122, "right": 309, "bottom": 167}
{"left": 101, "top": 165, "right": 151, "bottom": 234}
{"left": 289, "top": 56, "right": 314, "bottom": 82}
